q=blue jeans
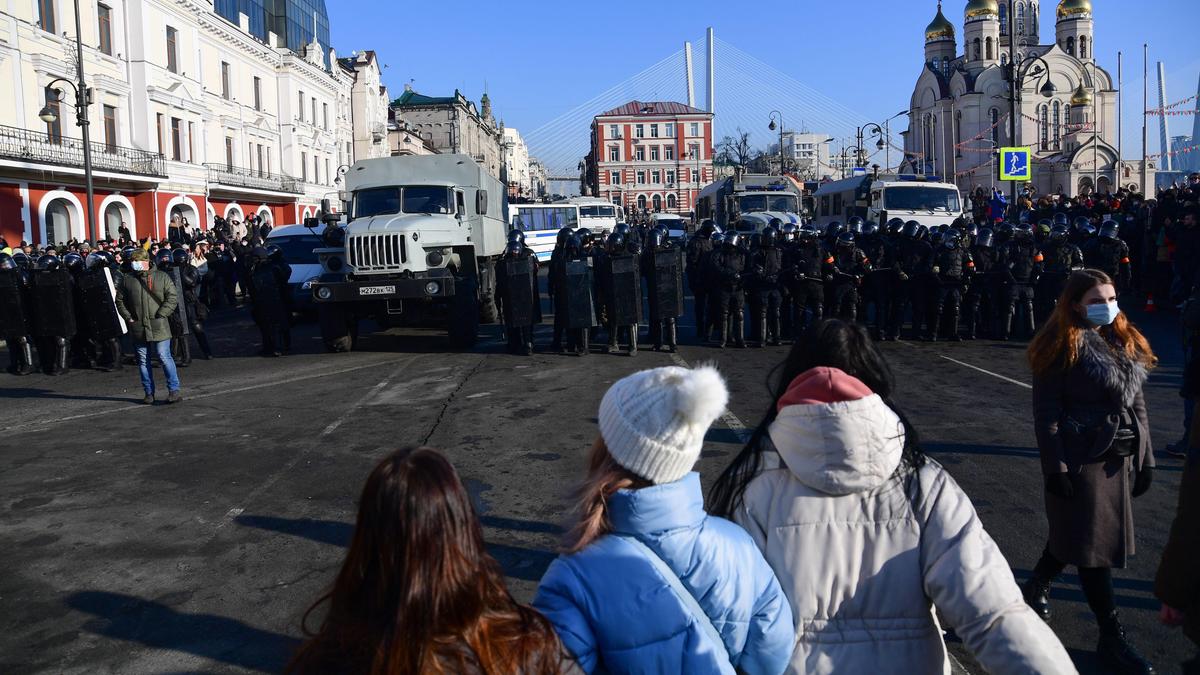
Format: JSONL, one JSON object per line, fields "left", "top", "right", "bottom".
{"left": 135, "top": 340, "right": 180, "bottom": 395}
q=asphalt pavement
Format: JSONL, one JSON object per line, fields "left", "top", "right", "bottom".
{"left": 0, "top": 288, "right": 1193, "bottom": 674}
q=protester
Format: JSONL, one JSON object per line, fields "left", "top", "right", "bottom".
{"left": 114, "top": 248, "right": 183, "bottom": 404}
{"left": 286, "top": 446, "right": 577, "bottom": 675}
{"left": 1025, "top": 269, "right": 1157, "bottom": 675}
{"left": 708, "top": 319, "right": 1074, "bottom": 674}
{"left": 534, "top": 364, "right": 794, "bottom": 674}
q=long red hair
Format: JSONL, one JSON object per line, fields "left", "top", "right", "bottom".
{"left": 286, "top": 447, "right": 567, "bottom": 675}
{"left": 562, "top": 438, "right": 651, "bottom": 554}
{"left": 1027, "top": 269, "right": 1157, "bottom": 376}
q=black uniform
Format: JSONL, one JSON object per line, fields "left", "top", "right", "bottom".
{"left": 248, "top": 253, "right": 292, "bottom": 356}
{"left": 597, "top": 246, "right": 642, "bottom": 355}
{"left": 0, "top": 262, "right": 36, "bottom": 375}
{"left": 998, "top": 236, "right": 1043, "bottom": 340}
{"left": 644, "top": 241, "right": 684, "bottom": 352}
{"left": 29, "top": 266, "right": 76, "bottom": 375}
{"left": 963, "top": 242, "right": 1001, "bottom": 339}
{"left": 859, "top": 230, "right": 892, "bottom": 339}
{"left": 179, "top": 263, "right": 214, "bottom": 359}
{"left": 748, "top": 243, "right": 784, "bottom": 347}
{"left": 705, "top": 242, "right": 746, "bottom": 348}
{"left": 1082, "top": 237, "right": 1132, "bottom": 289}
{"left": 827, "top": 240, "right": 871, "bottom": 323}
{"left": 553, "top": 243, "right": 596, "bottom": 356}
{"left": 75, "top": 261, "right": 127, "bottom": 371}
{"left": 785, "top": 236, "right": 827, "bottom": 338}
{"left": 926, "top": 241, "right": 973, "bottom": 341}
{"left": 1035, "top": 238, "right": 1084, "bottom": 324}
{"left": 496, "top": 248, "right": 540, "bottom": 356}
{"left": 685, "top": 233, "right": 714, "bottom": 340}
{"left": 888, "top": 237, "right": 933, "bottom": 340}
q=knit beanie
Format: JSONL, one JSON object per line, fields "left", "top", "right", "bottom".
{"left": 598, "top": 364, "right": 729, "bottom": 484}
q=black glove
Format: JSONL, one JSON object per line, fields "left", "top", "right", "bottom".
{"left": 1044, "top": 472, "right": 1074, "bottom": 498}
{"left": 1132, "top": 467, "right": 1153, "bottom": 497}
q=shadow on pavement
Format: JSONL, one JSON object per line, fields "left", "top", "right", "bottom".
{"left": 234, "top": 513, "right": 557, "bottom": 582}
{"left": 64, "top": 590, "right": 300, "bottom": 673}
{"left": 923, "top": 442, "right": 1040, "bottom": 460}
{"left": 0, "top": 387, "right": 135, "bottom": 403}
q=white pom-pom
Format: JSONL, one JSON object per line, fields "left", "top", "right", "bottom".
{"left": 672, "top": 363, "right": 728, "bottom": 426}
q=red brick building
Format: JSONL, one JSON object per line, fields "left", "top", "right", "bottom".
{"left": 587, "top": 101, "right": 713, "bottom": 218}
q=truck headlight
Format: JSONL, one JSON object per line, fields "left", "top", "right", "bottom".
{"left": 424, "top": 281, "right": 440, "bottom": 295}
{"left": 326, "top": 256, "right": 343, "bottom": 271}
{"left": 426, "top": 250, "right": 444, "bottom": 267}
{"left": 316, "top": 287, "right": 333, "bottom": 300}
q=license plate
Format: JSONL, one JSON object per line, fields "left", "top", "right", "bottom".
{"left": 358, "top": 285, "right": 396, "bottom": 296}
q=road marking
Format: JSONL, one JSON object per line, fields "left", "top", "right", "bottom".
{"left": 2, "top": 357, "right": 414, "bottom": 434}
{"left": 666, "top": 352, "right": 753, "bottom": 443}
{"left": 938, "top": 355, "right": 1033, "bottom": 390}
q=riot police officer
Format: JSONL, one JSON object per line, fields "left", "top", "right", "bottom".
{"left": 63, "top": 252, "right": 96, "bottom": 368}
{"left": 0, "top": 252, "right": 36, "bottom": 375}
{"left": 248, "top": 246, "right": 292, "bottom": 356}
{"left": 597, "top": 232, "right": 641, "bottom": 355}
{"left": 1082, "top": 220, "right": 1132, "bottom": 289}
{"left": 686, "top": 222, "right": 717, "bottom": 341}
{"left": 705, "top": 231, "right": 746, "bottom": 348}
{"left": 173, "top": 248, "right": 213, "bottom": 360}
{"left": 886, "top": 221, "right": 933, "bottom": 341}
{"left": 785, "top": 223, "right": 827, "bottom": 338}
{"left": 644, "top": 228, "right": 683, "bottom": 352}
{"left": 554, "top": 235, "right": 596, "bottom": 356}
{"left": 747, "top": 226, "right": 784, "bottom": 347}
{"left": 997, "top": 224, "right": 1043, "bottom": 341}
{"left": 1036, "top": 225, "right": 1085, "bottom": 324}
{"left": 926, "top": 229, "right": 973, "bottom": 341}
{"left": 74, "top": 251, "right": 128, "bottom": 371}
{"left": 496, "top": 240, "right": 540, "bottom": 356}
{"left": 548, "top": 226, "right": 575, "bottom": 353}
{"left": 29, "top": 254, "right": 76, "bottom": 375}
{"left": 826, "top": 231, "right": 871, "bottom": 323}
{"left": 859, "top": 221, "right": 892, "bottom": 340}
{"left": 963, "top": 228, "right": 1001, "bottom": 340}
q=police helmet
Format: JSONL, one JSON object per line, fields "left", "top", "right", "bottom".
{"left": 711, "top": 232, "right": 726, "bottom": 246}
{"left": 768, "top": 217, "right": 783, "bottom": 231}
{"left": 565, "top": 234, "right": 583, "bottom": 256}
{"left": 606, "top": 232, "right": 626, "bottom": 253}
{"left": 975, "top": 228, "right": 995, "bottom": 248}
{"left": 886, "top": 218, "right": 906, "bottom": 235}
{"left": 943, "top": 229, "right": 962, "bottom": 249}
{"left": 615, "top": 223, "right": 632, "bottom": 237}
{"left": 697, "top": 221, "right": 717, "bottom": 238}
{"left": 1049, "top": 225, "right": 1069, "bottom": 243}
{"left": 555, "top": 226, "right": 574, "bottom": 248}
{"left": 504, "top": 241, "right": 523, "bottom": 257}
{"left": 85, "top": 252, "right": 107, "bottom": 270}
{"left": 1071, "top": 216, "right": 1091, "bottom": 231}
{"left": 965, "top": 222, "right": 979, "bottom": 239}
{"left": 506, "top": 229, "right": 526, "bottom": 245}
{"left": 759, "top": 226, "right": 778, "bottom": 248}
{"left": 1037, "top": 218, "right": 1053, "bottom": 230}
{"left": 1013, "top": 224, "right": 1035, "bottom": 242}
{"left": 797, "top": 223, "right": 818, "bottom": 242}
{"left": 780, "top": 223, "right": 798, "bottom": 242}
{"left": 576, "top": 228, "right": 594, "bottom": 248}
{"left": 35, "top": 254, "right": 61, "bottom": 271}
{"left": 929, "top": 230, "right": 945, "bottom": 246}
{"left": 11, "top": 251, "right": 31, "bottom": 270}
{"left": 749, "top": 233, "right": 762, "bottom": 251}
{"left": 913, "top": 224, "right": 930, "bottom": 241}
{"left": 252, "top": 246, "right": 270, "bottom": 261}
{"left": 1080, "top": 223, "right": 1098, "bottom": 238}
{"left": 997, "top": 222, "right": 1016, "bottom": 239}
{"left": 626, "top": 237, "right": 643, "bottom": 256}
{"left": 902, "top": 220, "right": 922, "bottom": 239}
{"left": 63, "top": 252, "right": 84, "bottom": 273}
{"left": 737, "top": 232, "right": 752, "bottom": 251}
{"left": 648, "top": 228, "right": 666, "bottom": 249}
{"left": 1035, "top": 222, "right": 1053, "bottom": 241}
{"left": 154, "top": 248, "right": 174, "bottom": 269}
{"left": 825, "top": 221, "right": 844, "bottom": 239}
{"left": 0, "top": 253, "right": 15, "bottom": 271}
{"left": 861, "top": 221, "right": 880, "bottom": 237}
{"left": 1098, "top": 220, "right": 1120, "bottom": 241}
{"left": 266, "top": 243, "right": 284, "bottom": 262}
{"left": 846, "top": 216, "right": 864, "bottom": 234}
{"left": 723, "top": 232, "right": 741, "bottom": 249}
{"left": 1052, "top": 213, "right": 1070, "bottom": 227}
{"left": 835, "top": 231, "right": 856, "bottom": 250}
{"left": 172, "top": 248, "right": 190, "bottom": 266}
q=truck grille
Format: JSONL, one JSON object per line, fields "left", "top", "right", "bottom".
{"left": 348, "top": 233, "right": 408, "bottom": 272}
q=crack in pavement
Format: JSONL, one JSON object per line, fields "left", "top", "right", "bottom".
{"left": 420, "top": 356, "right": 487, "bottom": 447}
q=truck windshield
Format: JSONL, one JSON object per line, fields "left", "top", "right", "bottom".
{"left": 402, "top": 186, "right": 453, "bottom": 214}
{"left": 769, "top": 195, "right": 798, "bottom": 212}
{"left": 738, "top": 195, "right": 767, "bottom": 212}
{"left": 580, "top": 206, "right": 616, "bottom": 218}
{"left": 883, "top": 187, "right": 961, "bottom": 212}
{"left": 738, "top": 194, "right": 797, "bottom": 213}
{"left": 353, "top": 187, "right": 401, "bottom": 219}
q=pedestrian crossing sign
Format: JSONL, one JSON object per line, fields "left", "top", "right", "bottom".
{"left": 999, "top": 147, "right": 1032, "bottom": 182}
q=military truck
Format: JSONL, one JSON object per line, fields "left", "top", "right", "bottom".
{"left": 694, "top": 173, "right": 804, "bottom": 233}
{"left": 309, "top": 155, "right": 505, "bottom": 351}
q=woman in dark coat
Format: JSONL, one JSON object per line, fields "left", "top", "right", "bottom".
{"left": 1024, "top": 269, "right": 1158, "bottom": 675}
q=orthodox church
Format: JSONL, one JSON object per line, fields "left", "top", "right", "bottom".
{"left": 901, "top": 0, "right": 1155, "bottom": 196}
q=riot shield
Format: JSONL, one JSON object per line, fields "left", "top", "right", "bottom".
{"left": 651, "top": 249, "right": 685, "bottom": 319}
{"left": 606, "top": 254, "right": 642, "bottom": 325}
{"left": 0, "top": 270, "right": 32, "bottom": 337}
{"left": 503, "top": 257, "right": 536, "bottom": 328}
{"left": 30, "top": 269, "right": 76, "bottom": 337}
{"left": 564, "top": 259, "right": 597, "bottom": 329}
{"left": 77, "top": 267, "right": 127, "bottom": 339}
{"left": 251, "top": 264, "right": 288, "bottom": 326}
{"left": 164, "top": 266, "right": 190, "bottom": 335}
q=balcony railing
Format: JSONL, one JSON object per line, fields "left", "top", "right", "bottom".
{"left": 0, "top": 124, "right": 165, "bottom": 177}
{"left": 205, "top": 163, "right": 301, "bottom": 194}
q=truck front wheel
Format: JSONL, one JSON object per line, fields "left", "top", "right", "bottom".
{"left": 448, "top": 275, "right": 480, "bottom": 350}
{"left": 318, "top": 303, "right": 356, "bottom": 353}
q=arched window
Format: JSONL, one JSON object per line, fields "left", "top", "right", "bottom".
{"left": 667, "top": 194, "right": 677, "bottom": 209}
{"left": 651, "top": 194, "right": 662, "bottom": 212}
{"left": 1016, "top": 3, "right": 1025, "bottom": 36}
{"left": 973, "top": 38, "right": 981, "bottom": 61}
{"left": 954, "top": 110, "right": 963, "bottom": 157}
{"left": 986, "top": 37, "right": 994, "bottom": 60}
{"left": 636, "top": 194, "right": 646, "bottom": 211}
{"left": 1079, "top": 35, "right": 1088, "bottom": 59}
{"left": 1066, "top": 36, "right": 1075, "bottom": 57}
{"left": 990, "top": 108, "right": 1000, "bottom": 146}
{"left": 1052, "top": 101, "right": 1062, "bottom": 149}
{"left": 999, "top": 3, "right": 1008, "bottom": 35}
{"left": 1039, "top": 105, "right": 1049, "bottom": 150}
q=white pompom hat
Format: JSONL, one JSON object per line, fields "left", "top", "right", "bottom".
{"left": 598, "top": 364, "right": 729, "bottom": 484}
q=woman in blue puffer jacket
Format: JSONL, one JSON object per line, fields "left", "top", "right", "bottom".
{"left": 534, "top": 364, "right": 794, "bottom": 674}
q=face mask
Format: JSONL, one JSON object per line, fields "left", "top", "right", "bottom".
{"left": 131, "top": 261, "right": 149, "bottom": 272}
{"left": 1085, "top": 301, "right": 1120, "bottom": 326}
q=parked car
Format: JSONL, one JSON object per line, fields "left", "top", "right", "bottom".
{"left": 265, "top": 225, "right": 324, "bottom": 313}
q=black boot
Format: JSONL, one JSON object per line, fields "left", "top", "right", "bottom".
{"left": 607, "top": 323, "right": 620, "bottom": 355}
{"left": 733, "top": 311, "right": 746, "bottom": 348}
{"left": 717, "top": 313, "right": 728, "bottom": 349}
{"left": 1022, "top": 576, "right": 1053, "bottom": 621}
{"left": 666, "top": 320, "right": 677, "bottom": 353}
{"left": 757, "top": 316, "right": 768, "bottom": 348}
{"left": 768, "top": 312, "right": 781, "bottom": 346}
{"left": 999, "top": 312, "right": 1014, "bottom": 341}
{"left": 1096, "top": 611, "right": 1155, "bottom": 675}
{"left": 947, "top": 309, "right": 963, "bottom": 341}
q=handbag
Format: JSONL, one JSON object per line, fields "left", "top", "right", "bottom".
{"left": 607, "top": 534, "right": 734, "bottom": 670}
{"left": 1107, "top": 409, "right": 1138, "bottom": 459}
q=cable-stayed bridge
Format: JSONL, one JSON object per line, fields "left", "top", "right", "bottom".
{"left": 525, "top": 30, "right": 882, "bottom": 193}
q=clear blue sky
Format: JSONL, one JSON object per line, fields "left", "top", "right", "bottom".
{"left": 328, "top": 0, "right": 1200, "bottom": 156}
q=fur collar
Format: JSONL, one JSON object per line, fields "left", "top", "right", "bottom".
{"left": 1076, "top": 328, "right": 1147, "bottom": 408}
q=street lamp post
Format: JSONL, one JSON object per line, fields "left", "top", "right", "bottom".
{"left": 38, "top": 0, "right": 95, "bottom": 241}
{"left": 856, "top": 123, "right": 886, "bottom": 171}
{"left": 768, "top": 111, "right": 785, "bottom": 175}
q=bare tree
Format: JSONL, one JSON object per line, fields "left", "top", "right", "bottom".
{"left": 716, "top": 128, "right": 754, "bottom": 170}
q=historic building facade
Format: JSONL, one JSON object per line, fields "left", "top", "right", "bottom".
{"left": 586, "top": 100, "right": 714, "bottom": 216}
{"left": 0, "top": 0, "right": 361, "bottom": 247}
{"left": 339, "top": 50, "right": 390, "bottom": 163}
{"left": 902, "top": 0, "right": 1154, "bottom": 197}
{"left": 390, "top": 87, "right": 503, "bottom": 180}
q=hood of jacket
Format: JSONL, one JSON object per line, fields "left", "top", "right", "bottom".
{"left": 1077, "top": 328, "right": 1148, "bottom": 408}
{"left": 767, "top": 367, "right": 905, "bottom": 496}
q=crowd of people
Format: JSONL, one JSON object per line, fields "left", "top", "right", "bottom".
{"left": 0, "top": 213, "right": 296, "bottom": 400}
{"left": 286, "top": 308, "right": 1196, "bottom": 675}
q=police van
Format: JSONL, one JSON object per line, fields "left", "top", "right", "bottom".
{"left": 812, "top": 175, "right": 964, "bottom": 229}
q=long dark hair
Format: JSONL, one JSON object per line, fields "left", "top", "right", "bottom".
{"left": 708, "top": 319, "right": 926, "bottom": 519}
{"left": 286, "top": 447, "right": 567, "bottom": 675}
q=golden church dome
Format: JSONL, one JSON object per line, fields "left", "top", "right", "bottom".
{"left": 1057, "top": 0, "right": 1093, "bottom": 20}
{"left": 925, "top": 4, "right": 956, "bottom": 41}
{"left": 965, "top": 0, "right": 1000, "bottom": 19}
{"left": 1071, "top": 81, "right": 1094, "bottom": 105}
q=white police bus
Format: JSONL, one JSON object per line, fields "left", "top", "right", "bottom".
{"left": 812, "top": 174, "right": 964, "bottom": 230}
{"left": 509, "top": 204, "right": 579, "bottom": 261}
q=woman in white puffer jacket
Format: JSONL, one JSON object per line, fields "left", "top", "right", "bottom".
{"left": 710, "top": 319, "right": 1077, "bottom": 675}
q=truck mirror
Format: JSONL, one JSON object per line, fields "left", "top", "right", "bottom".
{"left": 476, "top": 190, "right": 488, "bottom": 215}
{"left": 304, "top": 217, "right": 320, "bottom": 229}
{"left": 320, "top": 198, "right": 332, "bottom": 214}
